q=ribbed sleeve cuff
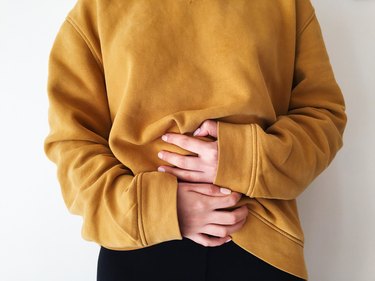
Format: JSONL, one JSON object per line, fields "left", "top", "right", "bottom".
{"left": 213, "top": 121, "right": 258, "bottom": 197}
{"left": 138, "top": 172, "right": 183, "bottom": 246}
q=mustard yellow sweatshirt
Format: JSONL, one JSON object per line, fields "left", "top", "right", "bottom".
{"left": 44, "top": 0, "right": 347, "bottom": 279}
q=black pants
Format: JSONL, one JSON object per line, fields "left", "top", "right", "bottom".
{"left": 97, "top": 237, "right": 304, "bottom": 281}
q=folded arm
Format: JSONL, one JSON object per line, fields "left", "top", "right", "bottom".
{"left": 214, "top": 10, "right": 347, "bottom": 200}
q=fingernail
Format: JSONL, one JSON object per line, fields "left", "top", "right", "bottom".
{"left": 158, "top": 167, "right": 165, "bottom": 172}
{"left": 158, "top": 152, "right": 163, "bottom": 159}
{"left": 193, "top": 128, "right": 201, "bottom": 136}
{"left": 225, "top": 238, "right": 232, "bottom": 243}
{"left": 161, "top": 135, "right": 168, "bottom": 141}
{"left": 220, "top": 187, "right": 231, "bottom": 194}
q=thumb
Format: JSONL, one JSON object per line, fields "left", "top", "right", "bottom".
{"left": 193, "top": 120, "right": 218, "bottom": 138}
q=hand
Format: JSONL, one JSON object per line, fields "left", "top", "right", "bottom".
{"left": 177, "top": 182, "right": 248, "bottom": 247}
{"left": 158, "top": 120, "right": 219, "bottom": 183}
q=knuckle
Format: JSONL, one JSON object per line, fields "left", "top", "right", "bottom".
{"left": 226, "top": 195, "right": 237, "bottom": 206}
{"left": 208, "top": 185, "right": 216, "bottom": 195}
{"left": 182, "top": 170, "right": 193, "bottom": 181}
{"left": 161, "top": 151, "right": 169, "bottom": 161}
{"left": 194, "top": 199, "right": 206, "bottom": 212}
{"left": 204, "top": 145, "right": 217, "bottom": 159}
{"left": 238, "top": 211, "right": 247, "bottom": 222}
{"left": 235, "top": 207, "right": 247, "bottom": 220}
{"left": 201, "top": 120, "right": 209, "bottom": 129}
{"left": 236, "top": 213, "right": 246, "bottom": 225}
{"left": 233, "top": 192, "right": 242, "bottom": 202}
{"left": 228, "top": 213, "right": 238, "bottom": 224}
{"left": 179, "top": 136, "right": 189, "bottom": 148}
{"left": 175, "top": 156, "right": 185, "bottom": 167}
{"left": 203, "top": 200, "right": 211, "bottom": 211}
{"left": 206, "top": 152, "right": 217, "bottom": 163}
{"left": 205, "top": 119, "right": 214, "bottom": 129}
{"left": 166, "top": 134, "right": 174, "bottom": 143}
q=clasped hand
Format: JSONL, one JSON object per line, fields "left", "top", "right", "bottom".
{"left": 156, "top": 120, "right": 248, "bottom": 247}
{"left": 157, "top": 120, "right": 218, "bottom": 183}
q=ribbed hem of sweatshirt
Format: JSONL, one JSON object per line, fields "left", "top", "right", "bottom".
{"left": 214, "top": 121, "right": 258, "bottom": 197}
{"left": 138, "top": 172, "right": 183, "bottom": 246}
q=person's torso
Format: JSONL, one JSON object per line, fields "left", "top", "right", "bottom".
{"left": 68, "top": 0, "right": 306, "bottom": 253}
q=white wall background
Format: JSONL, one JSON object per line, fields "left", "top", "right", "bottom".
{"left": 0, "top": 0, "right": 373, "bottom": 280}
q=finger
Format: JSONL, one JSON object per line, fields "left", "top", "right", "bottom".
{"left": 161, "top": 133, "right": 210, "bottom": 155}
{"left": 193, "top": 120, "right": 218, "bottom": 138}
{"left": 201, "top": 218, "right": 247, "bottom": 238}
{"left": 184, "top": 183, "right": 233, "bottom": 197}
{"left": 208, "top": 192, "right": 242, "bottom": 210}
{"left": 159, "top": 165, "right": 207, "bottom": 183}
{"left": 185, "top": 233, "right": 232, "bottom": 247}
{"left": 158, "top": 150, "right": 201, "bottom": 171}
{"left": 207, "top": 205, "right": 249, "bottom": 225}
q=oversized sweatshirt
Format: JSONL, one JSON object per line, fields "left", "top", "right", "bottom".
{"left": 44, "top": 0, "right": 347, "bottom": 279}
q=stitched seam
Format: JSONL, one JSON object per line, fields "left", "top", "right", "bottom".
{"left": 249, "top": 125, "right": 258, "bottom": 197}
{"left": 214, "top": 121, "right": 221, "bottom": 185}
{"left": 247, "top": 125, "right": 253, "bottom": 195}
{"left": 249, "top": 125, "right": 255, "bottom": 195}
{"left": 248, "top": 210, "right": 304, "bottom": 246}
{"left": 297, "top": 9, "right": 316, "bottom": 38}
{"left": 66, "top": 16, "right": 104, "bottom": 73}
{"left": 137, "top": 174, "right": 147, "bottom": 246}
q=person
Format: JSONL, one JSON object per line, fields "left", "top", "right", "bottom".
{"left": 44, "top": 0, "right": 347, "bottom": 280}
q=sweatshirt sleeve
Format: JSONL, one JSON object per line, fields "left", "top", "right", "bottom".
{"left": 44, "top": 19, "right": 183, "bottom": 249}
{"left": 213, "top": 8, "right": 347, "bottom": 200}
